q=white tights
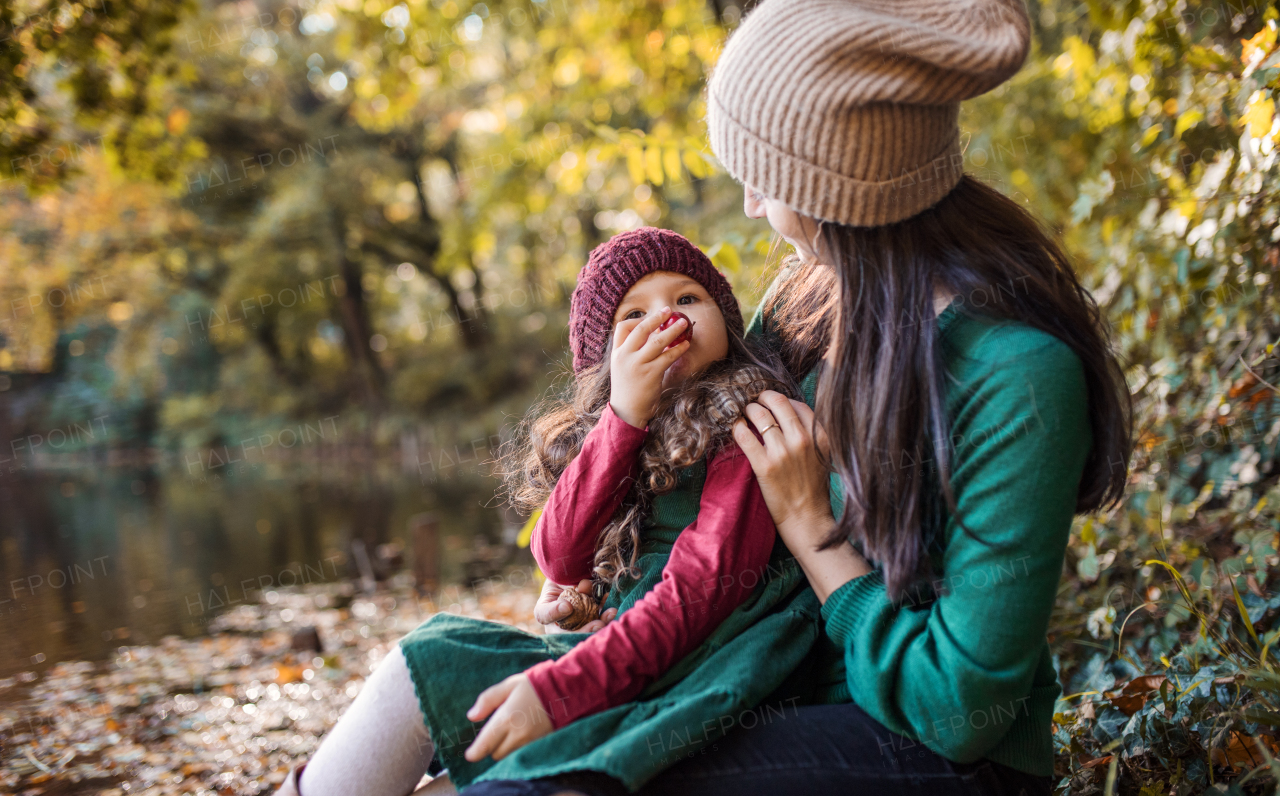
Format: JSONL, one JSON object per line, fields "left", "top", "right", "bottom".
{"left": 300, "top": 645, "right": 436, "bottom": 796}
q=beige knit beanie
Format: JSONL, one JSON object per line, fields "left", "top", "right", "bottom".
{"left": 706, "top": 0, "right": 1032, "bottom": 227}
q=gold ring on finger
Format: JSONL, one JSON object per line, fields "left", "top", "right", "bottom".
{"left": 759, "top": 423, "right": 779, "bottom": 436}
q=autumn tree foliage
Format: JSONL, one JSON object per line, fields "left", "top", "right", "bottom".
{"left": 1, "top": 1, "right": 1280, "bottom": 791}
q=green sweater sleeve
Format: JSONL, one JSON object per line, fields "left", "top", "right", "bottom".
{"left": 820, "top": 322, "right": 1092, "bottom": 764}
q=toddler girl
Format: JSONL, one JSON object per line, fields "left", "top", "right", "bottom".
{"left": 282, "top": 227, "right": 802, "bottom": 796}
{"left": 497, "top": 226, "right": 791, "bottom": 733}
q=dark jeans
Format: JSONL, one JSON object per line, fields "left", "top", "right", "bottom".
{"left": 462, "top": 702, "right": 1054, "bottom": 796}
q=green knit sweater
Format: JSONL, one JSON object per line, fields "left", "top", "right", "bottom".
{"left": 745, "top": 293, "right": 1092, "bottom": 778}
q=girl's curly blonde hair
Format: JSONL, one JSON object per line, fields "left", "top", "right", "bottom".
{"left": 499, "top": 331, "right": 796, "bottom": 588}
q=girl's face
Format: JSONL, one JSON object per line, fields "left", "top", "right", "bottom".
{"left": 613, "top": 269, "right": 730, "bottom": 389}
{"left": 743, "top": 183, "right": 827, "bottom": 264}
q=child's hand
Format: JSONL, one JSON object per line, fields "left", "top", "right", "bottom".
{"left": 534, "top": 578, "right": 618, "bottom": 634}
{"left": 609, "top": 306, "right": 691, "bottom": 429}
{"left": 463, "top": 673, "right": 553, "bottom": 763}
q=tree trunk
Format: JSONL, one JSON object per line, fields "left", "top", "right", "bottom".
{"left": 333, "top": 243, "right": 387, "bottom": 409}
{"left": 437, "top": 275, "right": 490, "bottom": 350}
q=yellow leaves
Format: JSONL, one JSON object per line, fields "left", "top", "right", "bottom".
{"left": 594, "top": 123, "right": 713, "bottom": 188}
{"left": 1174, "top": 109, "right": 1204, "bottom": 139}
{"left": 1229, "top": 577, "right": 1263, "bottom": 653}
{"left": 1242, "top": 90, "right": 1277, "bottom": 140}
{"left": 644, "top": 145, "right": 663, "bottom": 185}
{"left": 625, "top": 147, "right": 644, "bottom": 185}
{"left": 473, "top": 230, "right": 496, "bottom": 259}
{"left": 14, "top": 105, "right": 39, "bottom": 129}
{"left": 1241, "top": 21, "right": 1278, "bottom": 73}
{"left": 136, "top": 115, "right": 166, "bottom": 139}
{"left": 681, "top": 148, "right": 710, "bottom": 179}
{"left": 1185, "top": 44, "right": 1234, "bottom": 74}
{"left": 662, "top": 147, "right": 683, "bottom": 184}
{"left": 1063, "top": 35, "right": 1096, "bottom": 79}
{"left": 704, "top": 241, "right": 740, "bottom": 273}
{"left": 355, "top": 76, "right": 380, "bottom": 99}
{"left": 661, "top": 3, "right": 691, "bottom": 29}
{"left": 516, "top": 509, "right": 541, "bottom": 548}
{"left": 1079, "top": 517, "right": 1096, "bottom": 546}
{"left": 1053, "top": 52, "right": 1074, "bottom": 77}
{"left": 586, "top": 122, "right": 621, "bottom": 144}
{"left": 166, "top": 108, "right": 190, "bottom": 136}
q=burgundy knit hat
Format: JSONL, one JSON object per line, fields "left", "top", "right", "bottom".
{"left": 568, "top": 227, "right": 743, "bottom": 374}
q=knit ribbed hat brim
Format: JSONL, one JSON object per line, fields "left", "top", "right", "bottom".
{"left": 707, "top": 0, "right": 1031, "bottom": 227}
{"left": 569, "top": 227, "right": 743, "bottom": 374}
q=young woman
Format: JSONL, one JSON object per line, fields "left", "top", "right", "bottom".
{"left": 478, "top": 0, "right": 1131, "bottom": 794}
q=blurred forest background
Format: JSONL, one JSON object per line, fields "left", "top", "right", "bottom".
{"left": 2, "top": 0, "right": 1280, "bottom": 792}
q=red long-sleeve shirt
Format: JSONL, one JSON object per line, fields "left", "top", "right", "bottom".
{"left": 525, "top": 404, "right": 777, "bottom": 728}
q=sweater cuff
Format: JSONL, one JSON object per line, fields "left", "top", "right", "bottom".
{"left": 821, "top": 569, "right": 888, "bottom": 647}
{"left": 602, "top": 402, "right": 650, "bottom": 441}
{"left": 524, "top": 658, "right": 578, "bottom": 730}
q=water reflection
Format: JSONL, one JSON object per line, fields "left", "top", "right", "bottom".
{"left": 0, "top": 463, "right": 524, "bottom": 678}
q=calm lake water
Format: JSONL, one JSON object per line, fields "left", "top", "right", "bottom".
{"left": 0, "top": 459, "right": 528, "bottom": 678}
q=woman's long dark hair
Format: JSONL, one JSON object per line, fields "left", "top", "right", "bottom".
{"left": 500, "top": 326, "right": 796, "bottom": 588}
{"left": 764, "top": 175, "right": 1132, "bottom": 601}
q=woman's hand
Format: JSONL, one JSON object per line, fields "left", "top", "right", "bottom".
{"left": 731, "top": 390, "right": 872, "bottom": 602}
{"left": 608, "top": 307, "right": 691, "bottom": 429}
{"left": 464, "top": 673, "right": 553, "bottom": 762}
{"left": 731, "top": 391, "right": 834, "bottom": 545}
{"left": 533, "top": 577, "right": 617, "bottom": 634}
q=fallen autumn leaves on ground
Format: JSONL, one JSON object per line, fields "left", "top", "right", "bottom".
{"left": 0, "top": 571, "right": 543, "bottom": 795}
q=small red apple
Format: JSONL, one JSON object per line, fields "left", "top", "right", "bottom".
{"left": 658, "top": 311, "right": 694, "bottom": 349}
